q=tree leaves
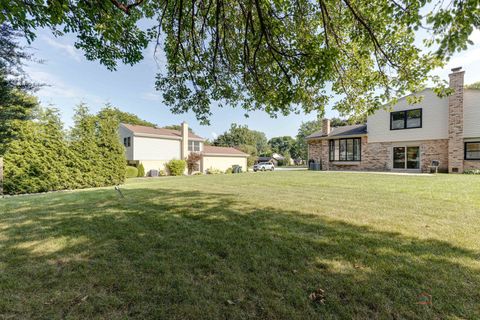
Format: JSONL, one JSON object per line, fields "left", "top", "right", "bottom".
{"left": 1, "top": 1, "right": 477, "bottom": 121}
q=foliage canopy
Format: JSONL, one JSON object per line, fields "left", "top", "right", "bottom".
{"left": 1, "top": 1, "right": 478, "bottom": 122}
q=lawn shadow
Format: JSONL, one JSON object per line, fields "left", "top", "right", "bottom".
{"left": 0, "top": 186, "right": 479, "bottom": 319}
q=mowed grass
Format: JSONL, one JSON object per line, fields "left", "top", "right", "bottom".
{"left": 1, "top": 172, "right": 479, "bottom": 319}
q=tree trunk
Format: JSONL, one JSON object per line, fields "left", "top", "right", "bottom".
{"left": 0, "top": 157, "right": 3, "bottom": 196}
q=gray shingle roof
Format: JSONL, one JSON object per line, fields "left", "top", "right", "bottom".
{"left": 306, "top": 124, "right": 367, "bottom": 139}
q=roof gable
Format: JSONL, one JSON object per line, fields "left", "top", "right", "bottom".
{"left": 121, "top": 123, "right": 204, "bottom": 140}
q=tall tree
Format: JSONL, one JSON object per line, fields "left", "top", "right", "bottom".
{"left": 97, "top": 105, "right": 156, "bottom": 127}
{"left": 268, "top": 136, "right": 296, "bottom": 156}
{"left": 163, "top": 124, "right": 194, "bottom": 133}
{"left": 213, "top": 123, "right": 269, "bottom": 155}
{"left": 0, "top": 24, "right": 39, "bottom": 154}
{"left": 295, "top": 120, "right": 323, "bottom": 161}
{"left": 70, "top": 104, "right": 103, "bottom": 187}
{"left": 97, "top": 110, "right": 127, "bottom": 185}
{"left": 1, "top": 1, "right": 477, "bottom": 122}
{"left": 3, "top": 107, "right": 75, "bottom": 194}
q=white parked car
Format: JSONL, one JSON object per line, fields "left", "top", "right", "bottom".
{"left": 253, "top": 162, "right": 275, "bottom": 172}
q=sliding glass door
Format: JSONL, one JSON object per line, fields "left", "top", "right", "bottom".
{"left": 393, "top": 146, "right": 420, "bottom": 170}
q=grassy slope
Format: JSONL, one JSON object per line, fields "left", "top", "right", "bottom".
{"left": 0, "top": 172, "right": 479, "bottom": 319}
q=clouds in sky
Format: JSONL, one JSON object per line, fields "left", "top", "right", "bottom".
{"left": 27, "top": 67, "right": 104, "bottom": 106}
{"left": 41, "top": 36, "right": 82, "bottom": 62}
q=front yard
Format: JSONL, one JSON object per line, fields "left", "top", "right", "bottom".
{"left": 0, "top": 172, "right": 479, "bottom": 319}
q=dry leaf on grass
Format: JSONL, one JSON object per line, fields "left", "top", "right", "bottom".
{"left": 309, "top": 288, "right": 326, "bottom": 304}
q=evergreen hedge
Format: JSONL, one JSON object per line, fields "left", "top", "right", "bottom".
{"left": 137, "top": 163, "right": 145, "bottom": 177}
{"left": 3, "top": 105, "right": 127, "bottom": 195}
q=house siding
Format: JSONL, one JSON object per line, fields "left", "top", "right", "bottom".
{"left": 133, "top": 136, "right": 181, "bottom": 161}
{"left": 119, "top": 125, "right": 134, "bottom": 160}
{"left": 463, "top": 90, "right": 480, "bottom": 138}
{"left": 201, "top": 156, "right": 248, "bottom": 173}
{"left": 367, "top": 89, "right": 449, "bottom": 143}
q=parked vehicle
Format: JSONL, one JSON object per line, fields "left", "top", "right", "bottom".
{"left": 253, "top": 162, "right": 275, "bottom": 172}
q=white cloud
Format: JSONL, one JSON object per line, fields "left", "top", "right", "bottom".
{"left": 27, "top": 67, "right": 103, "bottom": 104}
{"left": 211, "top": 132, "right": 218, "bottom": 139}
{"left": 447, "top": 48, "right": 480, "bottom": 69}
{"left": 42, "top": 36, "right": 81, "bottom": 61}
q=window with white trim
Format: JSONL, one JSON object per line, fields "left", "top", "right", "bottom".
{"left": 188, "top": 140, "right": 201, "bottom": 152}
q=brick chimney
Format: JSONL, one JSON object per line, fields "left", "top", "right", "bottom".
{"left": 322, "top": 118, "right": 331, "bottom": 136}
{"left": 181, "top": 122, "right": 189, "bottom": 160}
{"left": 448, "top": 67, "right": 465, "bottom": 173}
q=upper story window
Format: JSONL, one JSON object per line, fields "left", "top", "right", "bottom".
{"left": 465, "top": 142, "right": 480, "bottom": 160}
{"left": 390, "top": 108, "right": 422, "bottom": 130}
{"left": 123, "top": 137, "right": 131, "bottom": 147}
{"left": 329, "top": 138, "right": 361, "bottom": 161}
{"left": 188, "top": 140, "right": 201, "bottom": 152}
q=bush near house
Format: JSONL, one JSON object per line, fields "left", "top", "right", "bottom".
{"left": 166, "top": 160, "right": 186, "bottom": 176}
{"left": 186, "top": 152, "right": 202, "bottom": 174}
{"left": 464, "top": 169, "right": 480, "bottom": 174}
{"left": 137, "top": 163, "right": 145, "bottom": 177}
{"left": 206, "top": 168, "right": 223, "bottom": 174}
{"left": 126, "top": 166, "right": 138, "bottom": 178}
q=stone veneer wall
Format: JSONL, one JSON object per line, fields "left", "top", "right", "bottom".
{"left": 308, "top": 137, "right": 449, "bottom": 173}
{"left": 448, "top": 69, "right": 465, "bottom": 173}
{"left": 464, "top": 160, "right": 480, "bottom": 170}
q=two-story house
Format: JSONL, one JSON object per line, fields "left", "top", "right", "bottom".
{"left": 119, "top": 122, "right": 248, "bottom": 174}
{"left": 307, "top": 67, "right": 480, "bottom": 173}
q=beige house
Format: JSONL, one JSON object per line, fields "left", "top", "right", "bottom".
{"left": 119, "top": 122, "right": 248, "bottom": 174}
{"left": 307, "top": 67, "right": 480, "bottom": 173}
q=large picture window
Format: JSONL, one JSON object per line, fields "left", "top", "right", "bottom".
{"left": 329, "top": 138, "right": 361, "bottom": 161}
{"left": 390, "top": 108, "right": 422, "bottom": 130}
{"left": 465, "top": 142, "right": 480, "bottom": 160}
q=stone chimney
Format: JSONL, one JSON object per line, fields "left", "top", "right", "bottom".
{"left": 181, "top": 122, "right": 189, "bottom": 160}
{"left": 322, "top": 118, "right": 331, "bottom": 136}
{"left": 448, "top": 67, "right": 465, "bottom": 173}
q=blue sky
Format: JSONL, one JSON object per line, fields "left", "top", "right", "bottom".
{"left": 25, "top": 28, "right": 480, "bottom": 140}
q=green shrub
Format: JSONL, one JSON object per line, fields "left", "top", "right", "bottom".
{"left": 225, "top": 167, "right": 233, "bottom": 174}
{"left": 464, "top": 169, "right": 480, "bottom": 175}
{"left": 126, "top": 166, "right": 138, "bottom": 178}
{"left": 137, "top": 163, "right": 145, "bottom": 177}
{"left": 206, "top": 168, "right": 223, "bottom": 175}
{"left": 159, "top": 169, "right": 167, "bottom": 176}
{"left": 166, "top": 160, "right": 186, "bottom": 176}
{"left": 193, "top": 172, "right": 203, "bottom": 175}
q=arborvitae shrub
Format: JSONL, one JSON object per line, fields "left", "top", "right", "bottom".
{"left": 137, "top": 163, "right": 145, "bottom": 177}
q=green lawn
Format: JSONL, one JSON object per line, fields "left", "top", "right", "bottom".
{"left": 1, "top": 172, "right": 479, "bottom": 319}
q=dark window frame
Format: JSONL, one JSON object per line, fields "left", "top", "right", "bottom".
{"left": 390, "top": 108, "right": 422, "bottom": 130}
{"left": 123, "top": 137, "right": 131, "bottom": 147}
{"left": 465, "top": 141, "right": 480, "bottom": 160}
{"left": 329, "top": 138, "right": 362, "bottom": 162}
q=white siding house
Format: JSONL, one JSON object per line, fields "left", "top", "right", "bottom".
{"left": 120, "top": 122, "right": 248, "bottom": 174}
